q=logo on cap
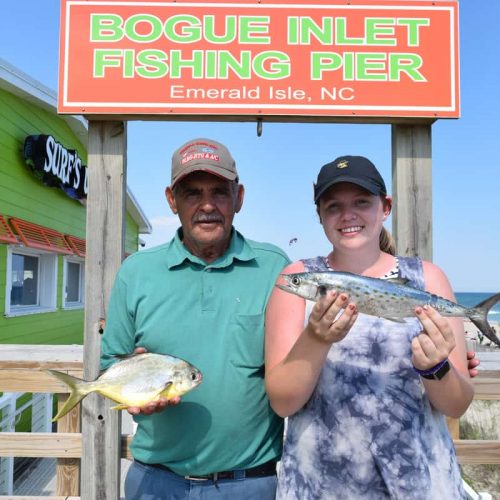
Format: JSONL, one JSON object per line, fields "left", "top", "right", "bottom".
{"left": 337, "top": 160, "right": 349, "bottom": 169}
{"left": 181, "top": 152, "right": 220, "bottom": 165}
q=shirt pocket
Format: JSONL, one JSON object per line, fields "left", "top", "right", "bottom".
{"left": 229, "top": 313, "right": 265, "bottom": 369}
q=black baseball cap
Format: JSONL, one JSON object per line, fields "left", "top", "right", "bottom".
{"left": 314, "top": 155, "right": 387, "bottom": 202}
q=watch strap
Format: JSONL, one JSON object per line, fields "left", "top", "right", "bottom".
{"left": 414, "top": 358, "right": 451, "bottom": 380}
{"left": 421, "top": 360, "right": 451, "bottom": 380}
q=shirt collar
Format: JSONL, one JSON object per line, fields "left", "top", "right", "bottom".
{"left": 165, "top": 227, "right": 256, "bottom": 269}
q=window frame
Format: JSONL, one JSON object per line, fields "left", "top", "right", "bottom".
{"left": 62, "top": 256, "right": 85, "bottom": 309}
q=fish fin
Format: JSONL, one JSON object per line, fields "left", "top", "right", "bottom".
{"left": 384, "top": 277, "right": 410, "bottom": 285}
{"left": 159, "top": 382, "right": 174, "bottom": 399}
{"left": 469, "top": 293, "right": 500, "bottom": 347}
{"left": 113, "top": 352, "right": 143, "bottom": 360}
{"left": 46, "top": 370, "right": 92, "bottom": 421}
{"left": 384, "top": 316, "right": 407, "bottom": 324}
{"left": 110, "top": 404, "right": 129, "bottom": 411}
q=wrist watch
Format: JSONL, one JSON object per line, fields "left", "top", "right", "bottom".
{"left": 420, "top": 359, "right": 451, "bottom": 380}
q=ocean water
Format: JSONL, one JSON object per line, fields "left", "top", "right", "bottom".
{"left": 455, "top": 292, "right": 500, "bottom": 323}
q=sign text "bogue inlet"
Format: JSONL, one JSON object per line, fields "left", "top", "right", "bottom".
{"left": 58, "top": 1, "right": 459, "bottom": 119}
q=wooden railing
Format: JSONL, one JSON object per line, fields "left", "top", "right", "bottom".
{"left": 0, "top": 344, "right": 132, "bottom": 499}
{"left": 0, "top": 345, "right": 499, "bottom": 499}
{"left": 450, "top": 351, "right": 500, "bottom": 464}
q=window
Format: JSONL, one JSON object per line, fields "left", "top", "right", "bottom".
{"left": 6, "top": 247, "right": 57, "bottom": 316}
{"left": 63, "top": 257, "right": 85, "bottom": 308}
{"left": 10, "top": 254, "right": 39, "bottom": 306}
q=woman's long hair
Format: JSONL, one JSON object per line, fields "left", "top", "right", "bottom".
{"left": 380, "top": 227, "right": 396, "bottom": 256}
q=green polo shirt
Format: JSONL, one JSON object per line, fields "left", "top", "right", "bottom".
{"left": 101, "top": 228, "right": 290, "bottom": 475}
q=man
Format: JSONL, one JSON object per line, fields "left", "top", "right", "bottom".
{"left": 101, "top": 138, "right": 290, "bottom": 499}
{"left": 101, "top": 137, "right": 480, "bottom": 499}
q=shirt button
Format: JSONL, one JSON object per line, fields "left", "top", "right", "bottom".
{"left": 206, "top": 268, "right": 212, "bottom": 273}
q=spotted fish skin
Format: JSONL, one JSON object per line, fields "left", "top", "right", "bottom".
{"left": 277, "top": 271, "right": 500, "bottom": 347}
{"left": 47, "top": 352, "right": 203, "bottom": 421}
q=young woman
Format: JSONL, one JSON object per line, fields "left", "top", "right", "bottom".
{"left": 265, "top": 155, "right": 474, "bottom": 499}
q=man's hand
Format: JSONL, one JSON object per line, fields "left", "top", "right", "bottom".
{"left": 127, "top": 397, "right": 179, "bottom": 416}
{"left": 126, "top": 347, "right": 181, "bottom": 415}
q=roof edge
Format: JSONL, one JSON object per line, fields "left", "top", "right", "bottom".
{"left": 0, "top": 57, "right": 152, "bottom": 235}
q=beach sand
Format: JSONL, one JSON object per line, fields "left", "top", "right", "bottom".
{"left": 463, "top": 320, "right": 500, "bottom": 351}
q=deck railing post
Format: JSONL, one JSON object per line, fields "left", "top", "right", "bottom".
{"left": 56, "top": 393, "right": 81, "bottom": 496}
{"left": 31, "top": 393, "right": 53, "bottom": 433}
{"left": 81, "top": 120, "right": 127, "bottom": 500}
{"left": 0, "top": 393, "right": 17, "bottom": 495}
{"left": 391, "top": 123, "right": 433, "bottom": 261}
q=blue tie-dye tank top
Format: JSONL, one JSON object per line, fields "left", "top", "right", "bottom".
{"left": 276, "top": 256, "right": 465, "bottom": 500}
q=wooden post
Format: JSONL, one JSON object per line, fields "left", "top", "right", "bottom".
{"left": 81, "top": 121, "right": 127, "bottom": 500}
{"left": 447, "top": 417, "right": 460, "bottom": 440}
{"left": 391, "top": 124, "right": 433, "bottom": 260}
{"left": 56, "top": 395, "right": 81, "bottom": 496}
{"left": 391, "top": 124, "right": 464, "bottom": 441}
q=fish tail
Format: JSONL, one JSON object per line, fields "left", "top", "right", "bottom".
{"left": 468, "top": 292, "right": 500, "bottom": 348}
{"left": 47, "top": 370, "right": 93, "bottom": 421}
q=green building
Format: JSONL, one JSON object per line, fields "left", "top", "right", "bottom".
{"left": 0, "top": 58, "right": 151, "bottom": 345}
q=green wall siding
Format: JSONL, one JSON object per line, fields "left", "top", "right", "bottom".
{"left": 0, "top": 88, "right": 87, "bottom": 237}
{"left": 0, "top": 307, "right": 84, "bottom": 345}
{"left": 125, "top": 212, "right": 140, "bottom": 255}
{"left": 0, "top": 87, "right": 141, "bottom": 345}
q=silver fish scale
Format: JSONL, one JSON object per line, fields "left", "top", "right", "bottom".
{"left": 278, "top": 270, "right": 500, "bottom": 346}
{"left": 97, "top": 353, "right": 197, "bottom": 399}
{"left": 305, "top": 272, "right": 469, "bottom": 319}
{"left": 47, "top": 352, "right": 203, "bottom": 420}
{"left": 100, "top": 353, "right": 179, "bottom": 383}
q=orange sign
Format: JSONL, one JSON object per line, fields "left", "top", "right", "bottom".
{"left": 58, "top": 0, "right": 459, "bottom": 119}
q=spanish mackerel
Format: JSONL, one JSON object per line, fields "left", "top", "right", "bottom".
{"left": 277, "top": 271, "right": 500, "bottom": 347}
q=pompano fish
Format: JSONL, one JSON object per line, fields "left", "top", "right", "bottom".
{"left": 47, "top": 352, "right": 203, "bottom": 421}
{"left": 277, "top": 271, "right": 500, "bottom": 347}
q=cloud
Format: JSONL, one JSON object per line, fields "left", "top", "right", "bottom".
{"left": 150, "top": 215, "right": 178, "bottom": 228}
{"left": 141, "top": 215, "right": 178, "bottom": 248}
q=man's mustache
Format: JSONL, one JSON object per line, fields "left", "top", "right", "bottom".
{"left": 193, "top": 214, "right": 223, "bottom": 223}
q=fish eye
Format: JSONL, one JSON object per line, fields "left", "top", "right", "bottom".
{"left": 191, "top": 371, "right": 197, "bottom": 381}
{"left": 291, "top": 277, "right": 301, "bottom": 286}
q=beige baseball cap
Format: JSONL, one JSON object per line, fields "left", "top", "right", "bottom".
{"left": 171, "top": 138, "right": 238, "bottom": 187}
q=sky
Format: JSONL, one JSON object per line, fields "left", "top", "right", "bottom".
{"left": 1, "top": 1, "right": 499, "bottom": 292}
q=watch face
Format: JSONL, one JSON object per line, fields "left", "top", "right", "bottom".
{"left": 422, "top": 360, "right": 451, "bottom": 380}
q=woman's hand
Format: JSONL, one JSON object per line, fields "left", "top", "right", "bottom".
{"left": 411, "top": 305, "right": 456, "bottom": 370}
{"left": 414, "top": 262, "right": 474, "bottom": 417}
{"left": 126, "top": 346, "right": 181, "bottom": 416}
{"left": 466, "top": 351, "right": 480, "bottom": 378}
{"left": 306, "top": 291, "right": 358, "bottom": 344}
